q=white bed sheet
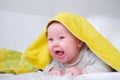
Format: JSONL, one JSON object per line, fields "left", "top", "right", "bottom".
{"left": 0, "top": 71, "right": 120, "bottom": 80}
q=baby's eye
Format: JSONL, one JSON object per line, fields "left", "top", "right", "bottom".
{"left": 48, "top": 38, "right": 53, "bottom": 41}
{"left": 59, "top": 36, "right": 64, "bottom": 39}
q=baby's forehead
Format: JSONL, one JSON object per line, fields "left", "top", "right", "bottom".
{"left": 46, "top": 21, "right": 79, "bottom": 39}
{"left": 47, "top": 22, "right": 68, "bottom": 32}
{"left": 48, "top": 22, "right": 79, "bottom": 39}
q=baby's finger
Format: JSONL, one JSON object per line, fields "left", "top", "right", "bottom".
{"left": 56, "top": 71, "right": 62, "bottom": 76}
{"left": 65, "top": 69, "right": 71, "bottom": 74}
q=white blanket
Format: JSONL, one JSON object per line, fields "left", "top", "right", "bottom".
{"left": 0, "top": 71, "right": 120, "bottom": 80}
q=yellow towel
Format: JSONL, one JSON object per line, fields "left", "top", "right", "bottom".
{"left": 0, "top": 48, "right": 38, "bottom": 74}
{"left": 23, "top": 12, "right": 120, "bottom": 71}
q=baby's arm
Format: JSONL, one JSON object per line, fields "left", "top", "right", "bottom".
{"left": 65, "top": 54, "right": 113, "bottom": 77}
{"left": 65, "top": 67, "right": 86, "bottom": 77}
{"left": 49, "top": 68, "right": 64, "bottom": 76}
{"left": 43, "top": 58, "right": 64, "bottom": 76}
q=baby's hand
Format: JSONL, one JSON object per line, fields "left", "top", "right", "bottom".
{"left": 49, "top": 69, "right": 64, "bottom": 76}
{"left": 65, "top": 67, "right": 85, "bottom": 77}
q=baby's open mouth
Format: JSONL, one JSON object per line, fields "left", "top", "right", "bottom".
{"left": 55, "top": 50, "right": 64, "bottom": 56}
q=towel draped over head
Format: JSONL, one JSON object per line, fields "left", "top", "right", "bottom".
{"left": 23, "top": 12, "right": 120, "bottom": 71}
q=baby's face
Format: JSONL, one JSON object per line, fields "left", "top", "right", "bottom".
{"left": 47, "top": 22, "right": 83, "bottom": 64}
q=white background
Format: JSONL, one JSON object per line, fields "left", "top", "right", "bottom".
{"left": 0, "top": 0, "right": 120, "bottom": 52}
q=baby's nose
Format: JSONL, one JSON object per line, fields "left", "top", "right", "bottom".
{"left": 53, "top": 41, "right": 59, "bottom": 47}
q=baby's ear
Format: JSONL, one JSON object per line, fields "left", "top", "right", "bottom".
{"left": 77, "top": 40, "right": 84, "bottom": 48}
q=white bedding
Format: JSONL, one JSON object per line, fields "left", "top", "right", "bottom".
{"left": 0, "top": 71, "right": 120, "bottom": 80}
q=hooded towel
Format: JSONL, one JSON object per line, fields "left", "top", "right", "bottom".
{"left": 23, "top": 12, "right": 120, "bottom": 71}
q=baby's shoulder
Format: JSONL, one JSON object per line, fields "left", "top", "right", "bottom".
{"left": 81, "top": 46, "right": 98, "bottom": 60}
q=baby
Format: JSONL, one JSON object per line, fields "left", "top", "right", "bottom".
{"left": 43, "top": 21, "right": 114, "bottom": 77}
